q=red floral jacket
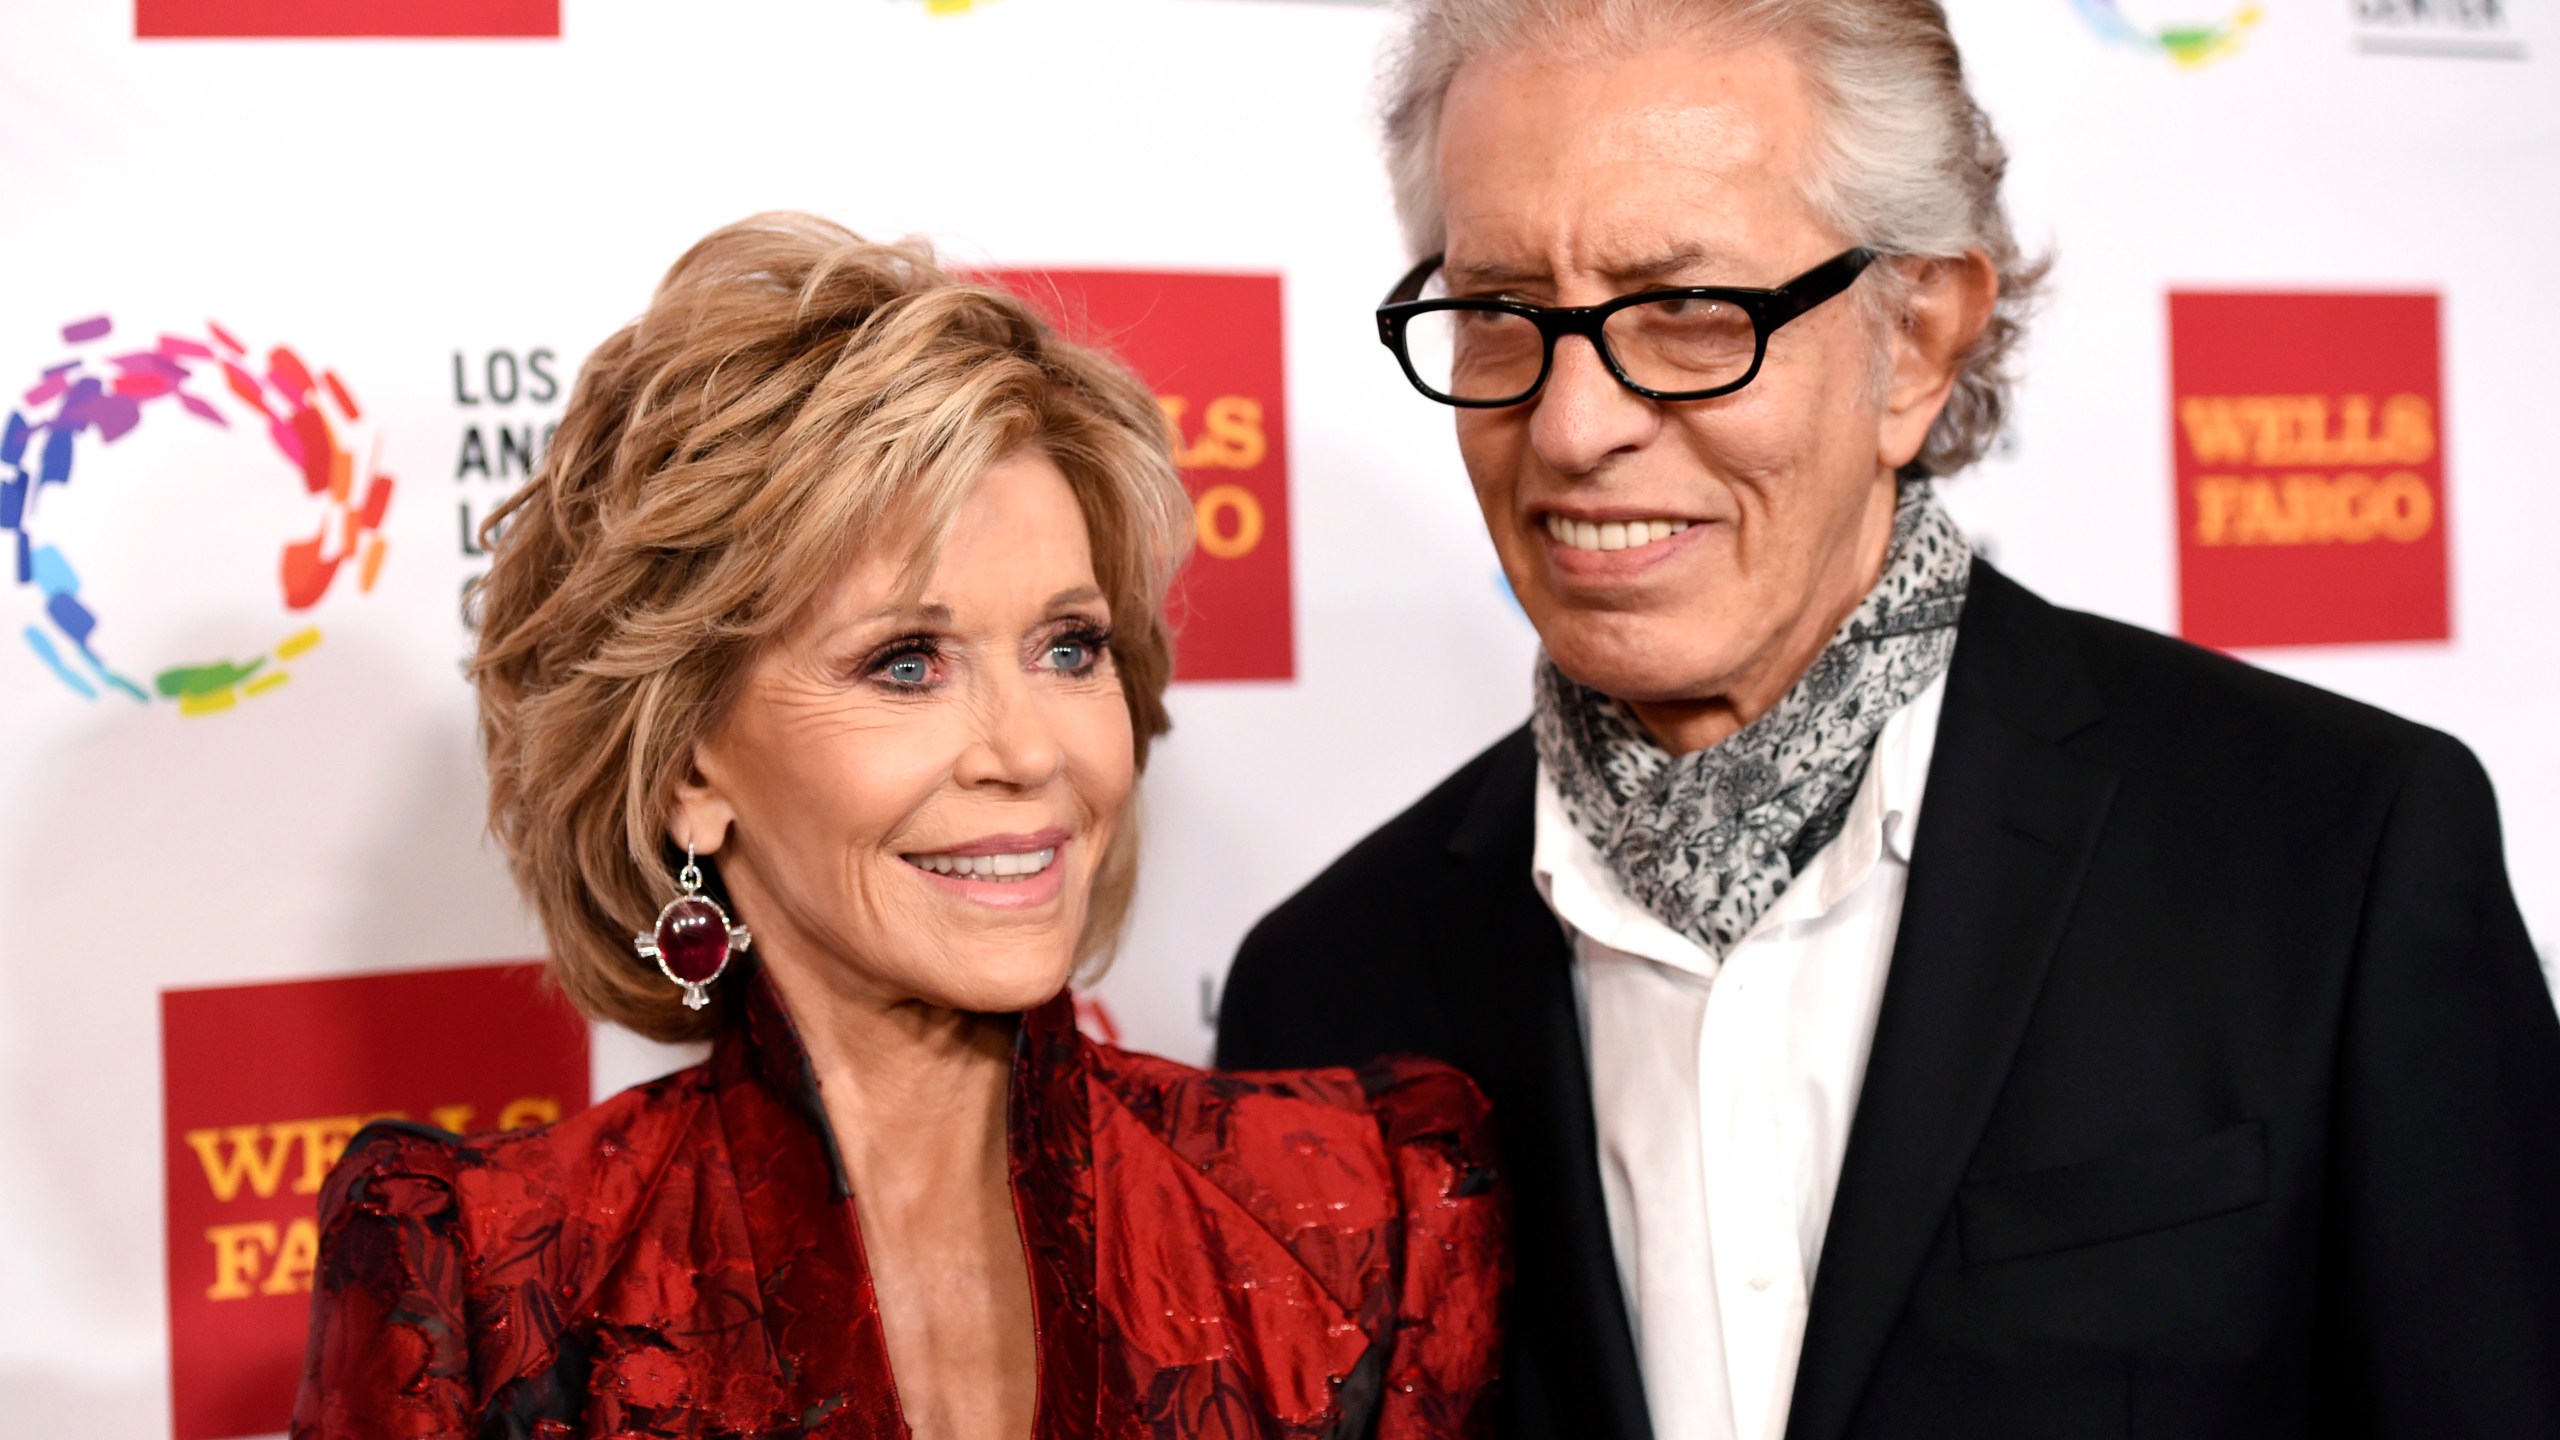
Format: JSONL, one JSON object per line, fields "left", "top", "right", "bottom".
{"left": 290, "top": 966, "right": 1505, "bottom": 1438}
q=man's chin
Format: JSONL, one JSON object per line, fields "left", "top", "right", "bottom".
{"left": 1537, "top": 623, "right": 1751, "bottom": 712}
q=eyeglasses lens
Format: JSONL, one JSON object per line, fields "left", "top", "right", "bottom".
{"left": 1403, "top": 308, "right": 1546, "bottom": 404}
{"left": 1403, "top": 296, "right": 1761, "bottom": 403}
{"left": 1603, "top": 297, "right": 1758, "bottom": 396}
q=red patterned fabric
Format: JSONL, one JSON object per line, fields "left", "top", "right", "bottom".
{"left": 290, "top": 965, "right": 1505, "bottom": 1438}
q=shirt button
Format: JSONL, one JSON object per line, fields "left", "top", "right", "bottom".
{"left": 1748, "top": 1275, "right": 1773, "bottom": 1292}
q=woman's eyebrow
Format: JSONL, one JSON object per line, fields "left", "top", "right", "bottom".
{"left": 852, "top": 600, "right": 955, "bottom": 626}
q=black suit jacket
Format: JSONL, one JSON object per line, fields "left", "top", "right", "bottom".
{"left": 1217, "top": 562, "right": 2560, "bottom": 1440}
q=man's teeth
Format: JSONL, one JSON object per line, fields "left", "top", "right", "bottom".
{"left": 910, "top": 848, "right": 1057, "bottom": 880}
{"left": 1545, "top": 515, "right": 1692, "bottom": 552}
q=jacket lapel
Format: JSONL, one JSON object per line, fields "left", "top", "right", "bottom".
{"left": 1435, "top": 730, "right": 1655, "bottom": 1440}
{"left": 1010, "top": 995, "right": 1100, "bottom": 1439}
{"left": 715, "top": 966, "right": 909, "bottom": 1437}
{"left": 1785, "top": 562, "right": 2118, "bottom": 1440}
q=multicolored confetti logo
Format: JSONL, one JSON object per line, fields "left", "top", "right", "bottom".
{"left": 2070, "top": 0, "right": 2261, "bottom": 67}
{"left": 3, "top": 316, "right": 395, "bottom": 716}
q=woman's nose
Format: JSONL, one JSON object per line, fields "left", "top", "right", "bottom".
{"left": 954, "top": 672, "right": 1064, "bottom": 791}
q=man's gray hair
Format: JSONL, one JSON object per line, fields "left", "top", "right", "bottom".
{"left": 1383, "top": 0, "right": 2044, "bottom": 477}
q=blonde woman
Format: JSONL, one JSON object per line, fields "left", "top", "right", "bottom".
{"left": 290, "top": 214, "right": 1503, "bottom": 1440}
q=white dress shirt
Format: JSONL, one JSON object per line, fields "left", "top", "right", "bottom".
{"left": 1531, "top": 673, "right": 1945, "bottom": 1440}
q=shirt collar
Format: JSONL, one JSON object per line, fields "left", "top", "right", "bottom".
{"left": 1531, "top": 669, "right": 1948, "bottom": 968}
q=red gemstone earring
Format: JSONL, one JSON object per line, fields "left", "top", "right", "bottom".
{"left": 634, "top": 846, "right": 751, "bottom": 1010}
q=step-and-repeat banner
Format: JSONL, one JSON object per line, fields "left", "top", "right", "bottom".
{"left": 3, "top": 2, "right": 2554, "bottom": 1434}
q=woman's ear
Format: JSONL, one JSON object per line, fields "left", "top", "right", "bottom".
{"left": 1877, "top": 251, "right": 1999, "bottom": 472}
{"left": 669, "top": 743, "right": 737, "bottom": 857}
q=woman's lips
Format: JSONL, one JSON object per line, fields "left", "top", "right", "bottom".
{"left": 900, "top": 828, "right": 1072, "bottom": 909}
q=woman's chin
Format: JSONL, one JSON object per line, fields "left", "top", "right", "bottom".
{"left": 913, "top": 948, "right": 1081, "bottom": 1018}
{"left": 958, "top": 977, "right": 1075, "bottom": 1018}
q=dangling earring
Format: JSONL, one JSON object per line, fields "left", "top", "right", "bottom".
{"left": 634, "top": 845, "right": 752, "bottom": 1010}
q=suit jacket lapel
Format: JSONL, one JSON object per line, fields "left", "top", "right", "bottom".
{"left": 1786, "top": 562, "right": 2119, "bottom": 1440}
{"left": 1436, "top": 730, "right": 1654, "bottom": 1440}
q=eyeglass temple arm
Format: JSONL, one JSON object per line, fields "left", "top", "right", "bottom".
{"left": 1383, "top": 253, "right": 1445, "bottom": 307}
{"left": 1381, "top": 246, "right": 1873, "bottom": 319}
{"left": 1763, "top": 247, "right": 1879, "bottom": 325}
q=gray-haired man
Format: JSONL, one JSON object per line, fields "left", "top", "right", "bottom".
{"left": 1220, "top": 3, "right": 2560, "bottom": 1437}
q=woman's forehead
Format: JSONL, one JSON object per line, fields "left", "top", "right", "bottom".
{"left": 797, "top": 458, "right": 1102, "bottom": 637}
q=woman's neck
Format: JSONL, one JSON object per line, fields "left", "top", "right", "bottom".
{"left": 785, "top": 973, "right": 1017, "bottom": 1174}
{"left": 755, "top": 955, "right": 1035, "bottom": 1440}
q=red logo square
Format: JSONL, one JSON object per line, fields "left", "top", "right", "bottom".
{"left": 161, "top": 963, "right": 589, "bottom": 1440}
{"left": 2168, "top": 291, "right": 2450, "bottom": 649}
{"left": 137, "top": 0, "right": 558, "bottom": 38}
{"left": 982, "top": 270, "right": 1295, "bottom": 681}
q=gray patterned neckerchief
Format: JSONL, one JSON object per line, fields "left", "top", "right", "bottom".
{"left": 1532, "top": 482, "right": 1970, "bottom": 960}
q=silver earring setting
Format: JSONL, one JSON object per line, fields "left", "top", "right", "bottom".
{"left": 634, "top": 846, "right": 751, "bottom": 1010}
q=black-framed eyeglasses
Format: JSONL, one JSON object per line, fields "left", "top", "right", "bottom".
{"left": 1375, "top": 247, "right": 1877, "bottom": 408}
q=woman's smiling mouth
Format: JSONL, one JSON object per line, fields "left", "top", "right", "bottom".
{"left": 906, "top": 847, "right": 1057, "bottom": 879}
{"left": 902, "top": 828, "right": 1072, "bottom": 907}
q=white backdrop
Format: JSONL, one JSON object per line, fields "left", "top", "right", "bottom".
{"left": 3, "top": 2, "right": 2555, "bottom": 1435}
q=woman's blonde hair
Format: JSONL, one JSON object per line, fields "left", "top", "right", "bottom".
{"left": 471, "top": 212, "right": 1193, "bottom": 1042}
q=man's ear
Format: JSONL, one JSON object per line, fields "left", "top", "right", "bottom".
{"left": 669, "top": 743, "right": 737, "bottom": 858}
{"left": 1877, "top": 251, "right": 1999, "bottom": 472}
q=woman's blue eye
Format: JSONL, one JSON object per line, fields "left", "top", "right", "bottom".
{"left": 1047, "top": 640, "right": 1090, "bottom": 671}
{"left": 883, "top": 655, "right": 931, "bottom": 686}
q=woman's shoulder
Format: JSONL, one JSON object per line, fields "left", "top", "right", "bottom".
{"left": 1077, "top": 1035, "right": 1506, "bottom": 1423}
{"left": 1092, "top": 1037, "right": 1482, "bottom": 1111}
{"left": 318, "top": 1060, "right": 714, "bottom": 1252}
{"left": 294, "top": 1063, "right": 722, "bottom": 1438}
{"left": 1085, "top": 1040, "right": 1496, "bottom": 1198}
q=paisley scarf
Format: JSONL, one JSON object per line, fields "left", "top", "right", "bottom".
{"left": 1532, "top": 482, "right": 1970, "bottom": 959}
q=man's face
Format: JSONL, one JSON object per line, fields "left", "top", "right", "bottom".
{"left": 1437, "top": 38, "right": 1908, "bottom": 745}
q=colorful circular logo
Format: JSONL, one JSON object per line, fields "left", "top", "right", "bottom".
{"left": 3, "top": 315, "right": 395, "bottom": 716}
{"left": 2071, "top": 1, "right": 2262, "bottom": 67}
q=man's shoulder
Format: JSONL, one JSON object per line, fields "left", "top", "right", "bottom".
{"left": 1217, "top": 726, "right": 1538, "bottom": 1068}
{"left": 1963, "top": 562, "right": 2447, "bottom": 790}
{"left": 1250, "top": 724, "right": 1535, "bottom": 947}
{"left": 2034, "top": 588, "right": 2446, "bottom": 778}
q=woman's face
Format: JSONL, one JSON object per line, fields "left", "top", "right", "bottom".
{"left": 677, "top": 448, "right": 1137, "bottom": 1015}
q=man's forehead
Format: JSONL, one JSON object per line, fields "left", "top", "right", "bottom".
{"left": 1439, "top": 38, "right": 1806, "bottom": 175}
{"left": 1434, "top": 39, "right": 1819, "bottom": 286}
{"left": 1439, "top": 174, "right": 1791, "bottom": 287}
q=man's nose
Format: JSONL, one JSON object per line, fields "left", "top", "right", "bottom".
{"left": 1527, "top": 332, "right": 1660, "bottom": 476}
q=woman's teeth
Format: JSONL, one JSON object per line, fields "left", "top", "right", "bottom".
{"left": 1545, "top": 515, "right": 1692, "bottom": 552}
{"left": 908, "top": 848, "right": 1057, "bottom": 881}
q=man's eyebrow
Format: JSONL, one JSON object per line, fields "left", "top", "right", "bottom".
{"left": 1442, "top": 258, "right": 1554, "bottom": 289}
{"left": 1442, "top": 248, "right": 1741, "bottom": 292}
{"left": 1601, "top": 249, "right": 1741, "bottom": 285}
